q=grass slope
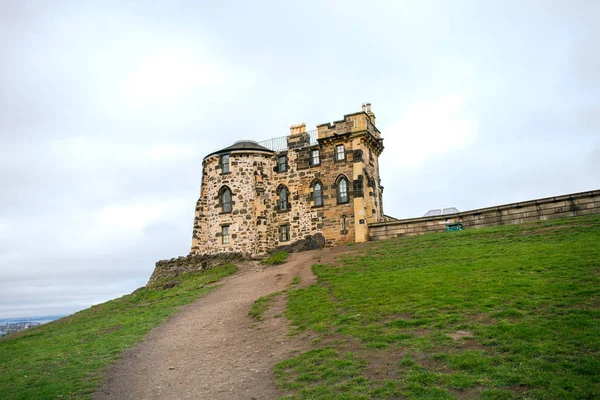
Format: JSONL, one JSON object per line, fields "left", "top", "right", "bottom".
{"left": 0, "top": 264, "right": 236, "bottom": 400}
{"left": 278, "top": 215, "right": 600, "bottom": 399}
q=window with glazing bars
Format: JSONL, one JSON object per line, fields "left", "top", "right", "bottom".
{"left": 338, "top": 178, "right": 348, "bottom": 203}
{"left": 279, "top": 224, "right": 290, "bottom": 242}
{"left": 279, "top": 186, "right": 289, "bottom": 210}
{"left": 277, "top": 155, "right": 287, "bottom": 172}
{"left": 313, "top": 182, "right": 323, "bottom": 206}
{"left": 311, "top": 149, "right": 320, "bottom": 165}
{"left": 220, "top": 154, "right": 230, "bottom": 173}
{"left": 221, "top": 225, "right": 230, "bottom": 244}
{"left": 335, "top": 145, "right": 345, "bottom": 161}
{"left": 221, "top": 188, "right": 232, "bottom": 213}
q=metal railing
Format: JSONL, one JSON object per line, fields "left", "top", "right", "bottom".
{"left": 258, "top": 129, "right": 318, "bottom": 152}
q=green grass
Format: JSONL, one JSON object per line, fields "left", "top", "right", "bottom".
{"left": 0, "top": 264, "right": 237, "bottom": 400}
{"left": 277, "top": 215, "right": 600, "bottom": 399}
{"left": 262, "top": 251, "right": 289, "bottom": 265}
{"left": 250, "top": 292, "right": 283, "bottom": 321}
{"left": 250, "top": 277, "right": 303, "bottom": 321}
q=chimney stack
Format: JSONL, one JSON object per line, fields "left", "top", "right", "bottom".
{"left": 361, "top": 103, "right": 366, "bottom": 112}
{"left": 289, "top": 122, "right": 306, "bottom": 136}
{"left": 365, "top": 102, "right": 375, "bottom": 126}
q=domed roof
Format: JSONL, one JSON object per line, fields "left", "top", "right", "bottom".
{"left": 204, "top": 140, "right": 274, "bottom": 160}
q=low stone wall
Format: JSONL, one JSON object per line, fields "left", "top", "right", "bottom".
{"left": 147, "top": 252, "right": 245, "bottom": 286}
{"left": 369, "top": 189, "right": 600, "bottom": 241}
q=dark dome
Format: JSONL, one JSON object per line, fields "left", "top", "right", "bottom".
{"left": 204, "top": 140, "right": 274, "bottom": 160}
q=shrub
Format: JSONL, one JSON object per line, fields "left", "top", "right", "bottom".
{"left": 261, "top": 251, "right": 289, "bottom": 265}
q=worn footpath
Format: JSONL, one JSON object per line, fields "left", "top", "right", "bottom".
{"left": 95, "top": 248, "right": 347, "bottom": 399}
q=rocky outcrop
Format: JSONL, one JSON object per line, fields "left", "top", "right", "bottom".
{"left": 147, "top": 252, "right": 245, "bottom": 286}
{"left": 272, "top": 233, "right": 325, "bottom": 254}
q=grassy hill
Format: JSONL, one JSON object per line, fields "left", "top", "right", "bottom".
{"left": 0, "top": 264, "right": 236, "bottom": 399}
{"left": 276, "top": 215, "right": 600, "bottom": 399}
{"left": 1, "top": 215, "right": 598, "bottom": 400}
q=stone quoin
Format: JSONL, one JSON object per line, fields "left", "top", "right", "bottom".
{"left": 190, "top": 104, "right": 385, "bottom": 257}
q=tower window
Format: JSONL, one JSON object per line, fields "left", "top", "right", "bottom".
{"left": 278, "top": 186, "right": 290, "bottom": 211}
{"left": 221, "top": 225, "right": 230, "bottom": 244}
{"left": 311, "top": 149, "right": 320, "bottom": 166}
{"left": 277, "top": 155, "right": 287, "bottom": 172}
{"left": 335, "top": 145, "right": 345, "bottom": 161}
{"left": 313, "top": 182, "right": 323, "bottom": 207}
{"left": 220, "top": 154, "right": 230, "bottom": 174}
{"left": 279, "top": 224, "right": 290, "bottom": 242}
{"left": 337, "top": 178, "right": 349, "bottom": 204}
{"left": 220, "top": 187, "right": 232, "bottom": 213}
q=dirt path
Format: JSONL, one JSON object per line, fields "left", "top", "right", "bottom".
{"left": 95, "top": 248, "right": 346, "bottom": 400}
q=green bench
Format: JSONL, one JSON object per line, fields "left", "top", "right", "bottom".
{"left": 445, "top": 222, "right": 463, "bottom": 231}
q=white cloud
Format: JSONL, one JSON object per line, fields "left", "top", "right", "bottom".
{"left": 119, "top": 46, "right": 255, "bottom": 109}
{"left": 381, "top": 95, "right": 478, "bottom": 167}
{"left": 0, "top": 220, "right": 7, "bottom": 238}
{"left": 57, "top": 198, "right": 191, "bottom": 253}
{"left": 93, "top": 42, "right": 258, "bottom": 124}
{"left": 54, "top": 138, "right": 200, "bottom": 168}
{"left": 93, "top": 199, "right": 188, "bottom": 240}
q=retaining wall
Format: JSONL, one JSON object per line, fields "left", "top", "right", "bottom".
{"left": 368, "top": 189, "right": 600, "bottom": 241}
{"left": 147, "top": 252, "right": 245, "bottom": 286}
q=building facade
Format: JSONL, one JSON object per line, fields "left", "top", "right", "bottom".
{"left": 190, "top": 104, "right": 385, "bottom": 256}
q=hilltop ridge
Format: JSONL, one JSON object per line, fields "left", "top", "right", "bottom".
{"left": 0, "top": 214, "right": 599, "bottom": 399}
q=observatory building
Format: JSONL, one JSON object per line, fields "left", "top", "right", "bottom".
{"left": 191, "top": 104, "right": 385, "bottom": 257}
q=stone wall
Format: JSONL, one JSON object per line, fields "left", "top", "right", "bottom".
{"left": 147, "top": 252, "right": 245, "bottom": 286}
{"left": 368, "top": 190, "right": 600, "bottom": 240}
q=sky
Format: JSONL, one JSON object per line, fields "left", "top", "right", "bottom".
{"left": 1, "top": 0, "right": 598, "bottom": 318}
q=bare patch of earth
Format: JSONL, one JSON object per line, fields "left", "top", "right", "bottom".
{"left": 95, "top": 249, "right": 328, "bottom": 400}
{"left": 447, "top": 330, "right": 474, "bottom": 341}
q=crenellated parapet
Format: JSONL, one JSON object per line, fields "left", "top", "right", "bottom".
{"left": 316, "top": 103, "right": 383, "bottom": 156}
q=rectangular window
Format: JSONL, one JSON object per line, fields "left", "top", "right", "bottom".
{"left": 221, "top": 225, "right": 230, "bottom": 244}
{"left": 279, "top": 224, "right": 290, "bottom": 242}
{"left": 220, "top": 154, "right": 230, "bottom": 174}
{"left": 311, "top": 149, "right": 320, "bottom": 166}
{"left": 336, "top": 145, "right": 345, "bottom": 161}
{"left": 342, "top": 215, "right": 347, "bottom": 231}
{"left": 277, "top": 155, "right": 287, "bottom": 172}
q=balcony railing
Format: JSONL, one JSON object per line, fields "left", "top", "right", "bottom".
{"left": 258, "top": 129, "right": 318, "bottom": 152}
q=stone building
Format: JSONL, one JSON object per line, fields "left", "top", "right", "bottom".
{"left": 190, "top": 104, "right": 385, "bottom": 257}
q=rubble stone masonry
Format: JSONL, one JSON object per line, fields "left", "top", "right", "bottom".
{"left": 190, "top": 104, "right": 385, "bottom": 257}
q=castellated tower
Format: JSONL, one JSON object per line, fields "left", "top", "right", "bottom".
{"left": 191, "top": 104, "right": 384, "bottom": 257}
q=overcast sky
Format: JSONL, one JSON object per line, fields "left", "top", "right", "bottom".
{"left": 1, "top": 0, "right": 598, "bottom": 318}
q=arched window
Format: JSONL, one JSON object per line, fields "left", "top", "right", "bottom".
{"left": 337, "top": 177, "right": 349, "bottom": 204}
{"left": 220, "top": 187, "right": 232, "bottom": 213}
{"left": 278, "top": 185, "right": 289, "bottom": 211}
{"left": 313, "top": 182, "right": 323, "bottom": 207}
